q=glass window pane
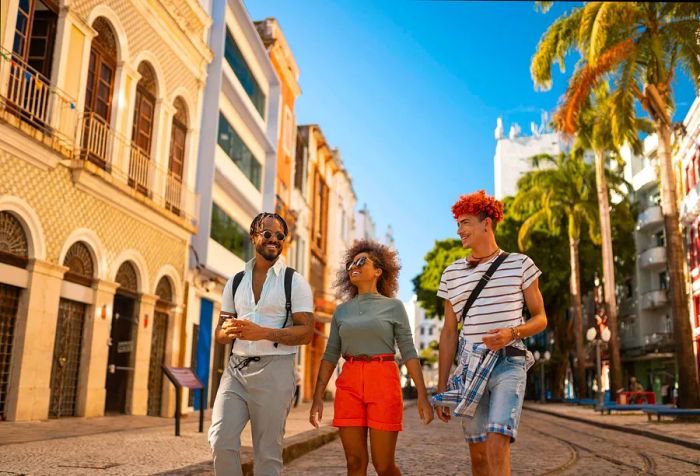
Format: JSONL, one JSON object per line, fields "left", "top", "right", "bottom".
{"left": 217, "top": 113, "right": 262, "bottom": 190}
{"left": 210, "top": 203, "right": 253, "bottom": 260}
{"left": 224, "top": 29, "right": 266, "bottom": 119}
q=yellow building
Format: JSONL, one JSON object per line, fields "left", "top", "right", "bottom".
{"left": 0, "top": 0, "right": 211, "bottom": 421}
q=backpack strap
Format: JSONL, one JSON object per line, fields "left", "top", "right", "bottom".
{"left": 274, "top": 267, "right": 296, "bottom": 348}
{"left": 230, "top": 271, "right": 245, "bottom": 314}
{"left": 460, "top": 252, "right": 509, "bottom": 324}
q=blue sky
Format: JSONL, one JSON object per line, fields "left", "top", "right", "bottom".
{"left": 246, "top": 0, "right": 698, "bottom": 301}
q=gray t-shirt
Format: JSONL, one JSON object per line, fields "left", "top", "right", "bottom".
{"left": 322, "top": 293, "right": 419, "bottom": 365}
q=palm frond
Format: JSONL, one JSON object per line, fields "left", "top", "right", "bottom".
{"left": 535, "top": 1, "right": 554, "bottom": 14}
{"left": 556, "top": 38, "right": 636, "bottom": 134}
{"left": 531, "top": 7, "right": 585, "bottom": 91}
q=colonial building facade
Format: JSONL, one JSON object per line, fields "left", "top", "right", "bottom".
{"left": 0, "top": 0, "right": 211, "bottom": 420}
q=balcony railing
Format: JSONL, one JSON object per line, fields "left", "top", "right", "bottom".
{"left": 640, "top": 289, "right": 669, "bottom": 310}
{"left": 636, "top": 206, "right": 663, "bottom": 231}
{"left": 639, "top": 246, "right": 667, "bottom": 269}
{"left": 0, "top": 48, "right": 78, "bottom": 150}
{"left": 76, "top": 113, "right": 199, "bottom": 227}
{"left": 1, "top": 51, "right": 199, "bottom": 227}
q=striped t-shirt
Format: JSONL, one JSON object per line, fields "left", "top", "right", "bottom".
{"left": 437, "top": 252, "right": 541, "bottom": 343}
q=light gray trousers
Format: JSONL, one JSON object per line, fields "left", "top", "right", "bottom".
{"left": 208, "top": 353, "right": 296, "bottom": 476}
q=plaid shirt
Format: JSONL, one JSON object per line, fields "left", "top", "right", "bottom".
{"left": 431, "top": 339, "right": 532, "bottom": 417}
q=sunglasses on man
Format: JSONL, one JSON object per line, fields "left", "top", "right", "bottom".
{"left": 258, "top": 230, "right": 286, "bottom": 241}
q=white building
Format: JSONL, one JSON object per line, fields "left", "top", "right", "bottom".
{"left": 354, "top": 203, "right": 377, "bottom": 242}
{"left": 404, "top": 295, "right": 441, "bottom": 387}
{"left": 403, "top": 295, "right": 440, "bottom": 352}
{"left": 189, "top": 0, "right": 281, "bottom": 406}
{"left": 493, "top": 117, "right": 564, "bottom": 199}
{"left": 619, "top": 136, "right": 675, "bottom": 393}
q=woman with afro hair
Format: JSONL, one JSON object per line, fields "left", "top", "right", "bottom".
{"left": 309, "top": 239, "right": 433, "bottom": 475}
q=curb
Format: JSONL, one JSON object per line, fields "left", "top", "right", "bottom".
{"left": 154, "top": 426, "right": 339, "bottom": 475}
{"left": 523, "top": 404, "right": 700, "bottom": 451}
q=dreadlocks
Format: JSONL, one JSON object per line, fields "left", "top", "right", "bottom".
{"left": 249, "top": 212, "right": 289, "bottom": 237}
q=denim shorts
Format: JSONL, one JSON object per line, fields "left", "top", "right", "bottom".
{"left": 460, "top": 353, "right": 527, "bottom": 443}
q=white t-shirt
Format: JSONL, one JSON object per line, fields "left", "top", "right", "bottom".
{"left": 437, "top": 252, "right": 541, "bottom": 343}
{"left": 221, "top": 258, "right": 314, "bottom": 356}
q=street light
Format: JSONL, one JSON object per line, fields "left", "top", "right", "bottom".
{"left": 533, "top": 350, "right": 551, "bottom": 403}
{"left": 587, "top": 325, "right": 611, "bottom": 408}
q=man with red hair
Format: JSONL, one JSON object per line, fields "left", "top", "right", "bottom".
{"left": 433, "top": 190, "right": 547, "bottom": 476}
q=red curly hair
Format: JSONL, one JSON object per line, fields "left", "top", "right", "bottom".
{"left": 451, "top": 190, "right": 504, "bottom": 225}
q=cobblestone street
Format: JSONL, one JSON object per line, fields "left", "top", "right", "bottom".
{"left": 284, "top": 407, "right": 700, "bottom": 476}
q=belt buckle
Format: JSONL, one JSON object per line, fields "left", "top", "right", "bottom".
{"left": 352, "top": 354, "right": 371, "bottom": 362}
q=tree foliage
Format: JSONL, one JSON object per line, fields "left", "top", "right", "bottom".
{"left": 412, "top": 239, "right": 466, "bottom": 318}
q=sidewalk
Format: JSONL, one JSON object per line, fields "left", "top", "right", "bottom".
{"left": 524, "top": 402, "right": 700, "bottom": 450}
{"left": 0, "top": 401, "right": 337, "bottom": 475}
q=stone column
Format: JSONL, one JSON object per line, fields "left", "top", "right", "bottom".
{"left": 5, "top": 260, "right": 67, "bottom": 421}
{"left": 77, "top": 279, "right": 119, "bottom": 417}
{"left": 129, "top": 292, "right": 157, "bottom": 415}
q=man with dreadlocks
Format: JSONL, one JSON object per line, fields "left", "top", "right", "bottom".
{"left": 208, "top": 212, "right": 314, "bottom": 476}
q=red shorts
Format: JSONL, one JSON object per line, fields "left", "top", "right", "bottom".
{"left": 333, "top": 355, "right": 403, "bottom": 431}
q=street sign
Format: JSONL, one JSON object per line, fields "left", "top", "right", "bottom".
{"left": 163, "top": 366, "right": 204, "bottom": 390}
{"left": 162, "top": 366, "right": 205, "bottom": 436}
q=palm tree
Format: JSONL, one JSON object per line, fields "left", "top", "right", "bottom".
{"left": 566, "top": 84, "right": 648, "bottom": 395}
{"left": 513, "top": 153, "right": 601, "bottom": 398}
{"left": 531, "top": 2, "right": 700, "bottom": 408}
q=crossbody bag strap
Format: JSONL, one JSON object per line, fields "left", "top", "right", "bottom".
{"left": 459, "top": 252, "right": 510, "bottom": 324}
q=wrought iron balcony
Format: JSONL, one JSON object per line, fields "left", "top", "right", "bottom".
{"left": 76, "top": 113, "right": 199, "bottom": 228}
{"left": 0, "top": 48, "right": 78, "bottom": 152}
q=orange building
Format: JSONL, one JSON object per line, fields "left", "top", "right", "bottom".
{"left": 255, "top": 18, "right": 301, "bottom": 255}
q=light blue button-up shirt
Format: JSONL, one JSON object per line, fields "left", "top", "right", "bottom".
{"left": 221, "top": 258, "right": 314, "bottom": 356}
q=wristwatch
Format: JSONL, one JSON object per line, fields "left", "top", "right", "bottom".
{"left": 510, "top": 327, "right": 521, "bottom": 341}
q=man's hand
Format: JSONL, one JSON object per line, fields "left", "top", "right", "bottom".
{"left": 434, "top": 386, "right": 451, "bottom": 423}
{"left": 228, "top": 320, "right": 270, "bottom": 341}
{"left": 435, "top": 405, "right": 451, "bottom": 423}
{"left": 482, "top": 328, "right": 512, "bottom": 351}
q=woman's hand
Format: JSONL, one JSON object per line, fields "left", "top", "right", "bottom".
{"left": 417, "top": 395, "right": 434, "bottom": 425}
{"left": 309, "top": 398, "right": 324, "bottom": 428}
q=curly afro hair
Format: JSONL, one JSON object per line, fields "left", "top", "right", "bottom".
{"left": 335, "top": 239, "right": 401, "bottom": 300}
{"left": 451, "top": 190, "right": 504, "bottom": 225}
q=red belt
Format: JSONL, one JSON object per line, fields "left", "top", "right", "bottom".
{"left": 343, "top": 354, "right": 395, "bottom": 363}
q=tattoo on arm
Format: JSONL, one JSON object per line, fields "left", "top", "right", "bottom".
{"left": 267, "top": 312, "right": 314, "bottom": 345}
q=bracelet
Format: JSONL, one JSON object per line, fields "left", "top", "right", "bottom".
{"left": 510, "top": 327, "right": 521, "bottom": 341}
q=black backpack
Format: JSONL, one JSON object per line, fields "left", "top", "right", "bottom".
{"left": 230, "top": 267, "right": 296, "bottom": 348}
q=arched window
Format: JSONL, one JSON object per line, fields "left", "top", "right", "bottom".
{"left": 62, "top": 242, "right": 95, "bottom": 286}
{"left": 85, "top": 18, "right": 117, "bottom": 125}
{"left": 166, "top": 98, "right": 188, "bottom": 213}
{"left": 155, "top": 276, "right": 174, "bottom": 306}
{"left": 81, "top": 17, "right": 118, "bottom": 168}
{"left": 129, "top": 62, "right": 157, "bottom": 194}
{"left": 132, "top": 62, "right": 157, "bottom": 157}
{"left": 115, "top": 261, "right": 138, "bottom": 295}
{"left": 0, "top": 211, "right": 29, "bottom": 268}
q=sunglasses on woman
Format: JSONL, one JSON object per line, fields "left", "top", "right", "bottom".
{"left": 347, "top": 256, "right": 372, "bottom": 271}
{"left": 259, "top": 230, "right": 286, "bottom": 241}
